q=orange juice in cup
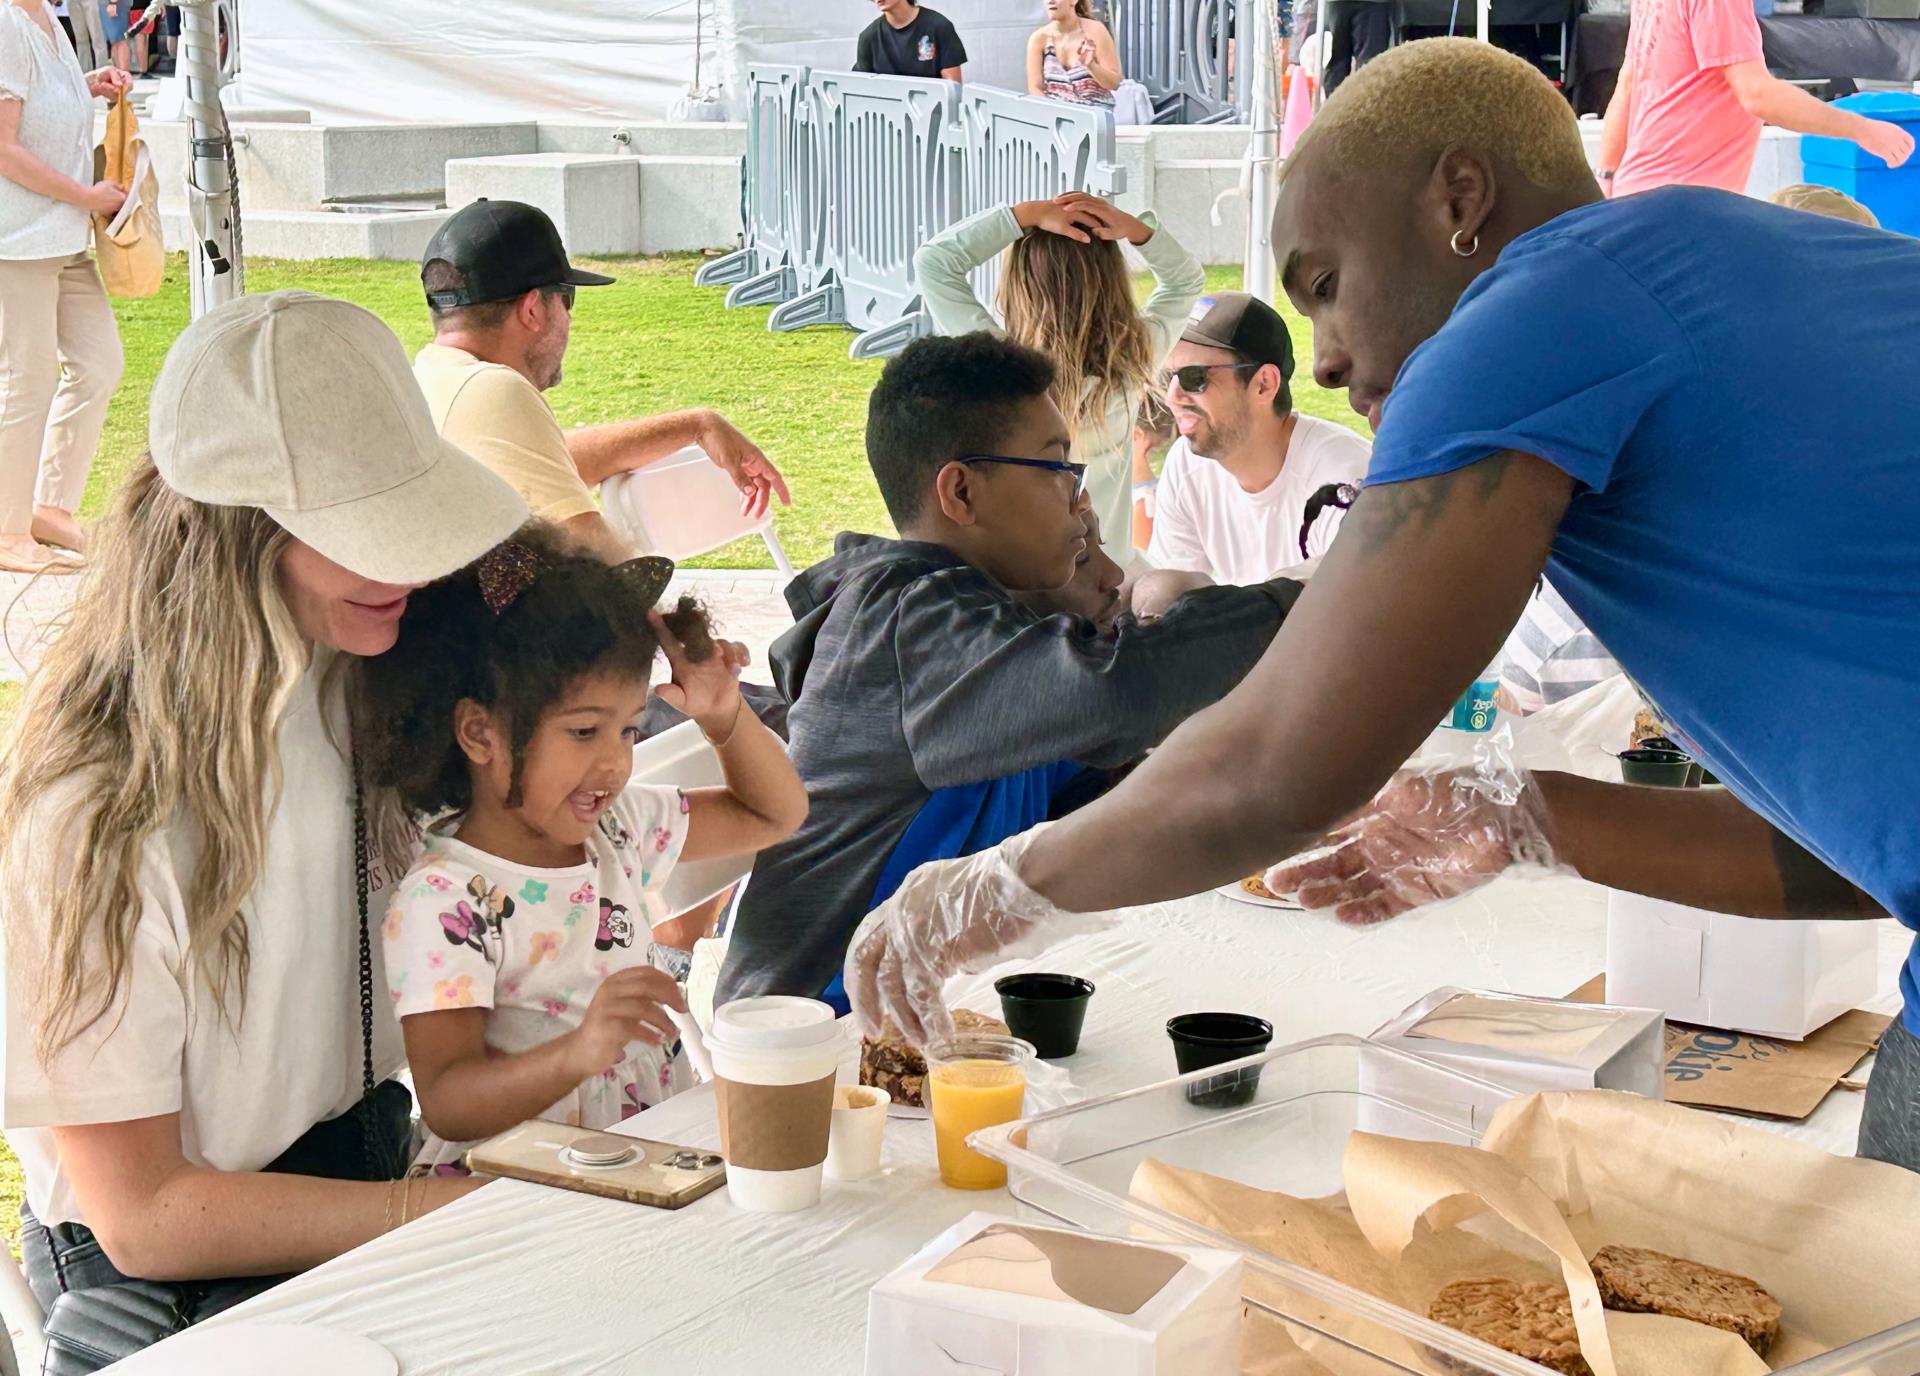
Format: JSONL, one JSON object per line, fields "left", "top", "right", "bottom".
{"left": 926, "top": 1033, "right": 1035, "bottom": 1190}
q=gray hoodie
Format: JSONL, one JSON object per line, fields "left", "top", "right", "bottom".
{"left": 715, "top": 533, "right": 1302, "bottom": 1004}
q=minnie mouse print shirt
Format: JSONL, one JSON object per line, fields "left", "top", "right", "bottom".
{"left": 383, "top": 784, "right": 693, "bottom": 1171}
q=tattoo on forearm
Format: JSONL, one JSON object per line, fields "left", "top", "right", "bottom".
{"left": 1345, "top": 455, "right": 1516, "bottom": 552}
{"left": 1770, "top": 828, "right": 1885, "bottom": 918}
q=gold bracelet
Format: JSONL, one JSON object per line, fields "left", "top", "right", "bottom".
{"left": 700, "top": 698, "right": 746, "bottom": 749}
{"left": 383, "top": 1179, "right": 398, "bottom": 1234}
{"left": 399, "top": 1175, "right": 418, "bottom": 1228}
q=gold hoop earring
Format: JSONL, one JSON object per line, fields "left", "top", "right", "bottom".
{"left": 1450, "top": 229, "right": 1480, "bottom": 258}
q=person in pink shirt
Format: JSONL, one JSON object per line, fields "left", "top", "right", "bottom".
{"left": 1598, "top": 0, "right": 1913, "bottom": 198}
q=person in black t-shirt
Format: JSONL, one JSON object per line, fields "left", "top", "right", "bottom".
{"left": 853, "top": 0, "right": 968, "bottom": 81}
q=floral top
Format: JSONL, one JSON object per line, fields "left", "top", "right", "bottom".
{"left": 383, "top": 785, "right": 693, "bottom": 1171}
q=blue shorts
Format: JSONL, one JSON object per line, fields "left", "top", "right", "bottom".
{"left": 99, "top": 0, "right": 128, "bottom": 42}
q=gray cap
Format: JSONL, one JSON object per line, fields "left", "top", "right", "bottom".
{"left": 1180, "top": 291, "right": 1295, "bottom": 378}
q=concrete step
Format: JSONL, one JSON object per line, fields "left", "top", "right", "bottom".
{"left": 1120, "top": 158, "right": 1248, "bottom": 267}
{"left": 637, "top": 155, "right": 741, "bottom": 254}
{"left": 160, "top": 205, "right": 455, "bottom": 261}
{"left": 443, "top": 150, "right": 741, "bottom": 255}
{"left": 127, "top": 118, "right": 537, "bottom": 212}
{"left": 446, "top": 152, "right": 641, "bottom": 255}
{"left": 539, "top": 121, "right": 745, "bottom": 159}
{"left": 1119, "top": 122, "right": 1253, "bottom": 162}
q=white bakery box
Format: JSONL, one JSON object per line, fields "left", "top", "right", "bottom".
{"left": 865, "top": 1211, "right": 1242, "bottom": 1376}
{"left": 1606, "top": 891, "right": 1878, "bottom": 1040}
{"left": 1364, "top": 986, "right": 1663, "bottom": 1106}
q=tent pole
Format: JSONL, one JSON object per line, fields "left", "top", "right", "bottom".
{"left": 1243, "top": 0, "right": 1280, "bottom": 303}
{"left": 176, "top": 0, "right": 242, "bottom": 318}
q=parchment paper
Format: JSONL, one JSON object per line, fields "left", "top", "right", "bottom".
{"left": 1130, "top": 1091, "right": 1920, "bottom": 1375}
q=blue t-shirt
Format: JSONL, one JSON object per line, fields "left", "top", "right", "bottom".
{"left": 1367, "top": 187, "right": 1920, "bottom": 1030}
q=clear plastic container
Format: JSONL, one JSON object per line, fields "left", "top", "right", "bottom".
{"left": 967, "top": 1033, "right": 1920, "bottom": 1376}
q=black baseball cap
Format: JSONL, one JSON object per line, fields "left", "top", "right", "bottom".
{"left": 421, "top": 199, "right": 614, "bottom": 308}
{"left": 1180, "top": 292, "right": 1295, "bottom": 379}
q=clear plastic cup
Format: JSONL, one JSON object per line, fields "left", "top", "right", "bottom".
{"left": 925, "top": 1032, "right": 1036, "bottom": 1190}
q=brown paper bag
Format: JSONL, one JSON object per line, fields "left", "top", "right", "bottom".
{"left": 1566, "top": 976, "right": 1887, "bottom": 1119}
{"left": 1132, "top": 1091, "right": 1920, "bottom": 1375}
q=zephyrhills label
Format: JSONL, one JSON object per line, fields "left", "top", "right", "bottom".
{"left": 1447, "top": 679, "right": 1500, "bottom": 733}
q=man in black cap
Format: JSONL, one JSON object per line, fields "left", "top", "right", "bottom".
{"left": 415, "top": 198, "right": 789, "bottom": 561}
{"left": 1144, "top": 290, "right": 1372, "bottom": 592}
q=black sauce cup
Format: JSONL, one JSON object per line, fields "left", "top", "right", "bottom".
{"left": 995, "top": 973, "right": 1096, "bottom": 1059}
{"left": 1618, "top": 747, "right": 1694, "bottom": 788}
{"left": 1167, "top": 1012, "right": 1275, "bottom": 1108}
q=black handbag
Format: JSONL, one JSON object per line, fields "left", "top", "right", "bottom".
{"left": 40, "top": 757, "right": 408, "bottom": 1376}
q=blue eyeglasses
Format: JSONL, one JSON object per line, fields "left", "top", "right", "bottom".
{"left": 958, "top": 454, "right": 1089, "bottom": 499}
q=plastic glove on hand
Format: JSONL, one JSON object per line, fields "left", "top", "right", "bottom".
{"left": 845, "top": 830, "right": 1106, "bottom": 1049}
{"left": 1268, "top": 766, "right": 1561, "bottom": 926}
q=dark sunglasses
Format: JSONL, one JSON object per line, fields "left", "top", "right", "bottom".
{"left": 1298, "top": 482, "right": 1359, "bottom": 560}
{"left": 959, "top": 454, "right": 1089, "bottom": 498}
{"left": 545, "top": 282, "right": 577, "bottom": 311}
{"left": 1168, "top": 362, "right": 1262, "bottom": 394}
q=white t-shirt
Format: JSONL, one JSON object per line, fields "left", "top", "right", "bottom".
{"left": 1, "top": 661, "right": 410, "bottom": 1228}
{"left": 0, "top": 6, "right": 95, "bottom": 260}
{"left": 383, "top": 786, "right": 693, "bottom": 1171}
{"left": 1147, "top": 414, "right": 1373, "bottom": 585}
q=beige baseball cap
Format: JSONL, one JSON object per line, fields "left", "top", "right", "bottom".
{"left": 148, "top": 290, "right": 529, "bottom": 585}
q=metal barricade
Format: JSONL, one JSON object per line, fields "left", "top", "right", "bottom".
{"left": 953, "top": 83, "right": 1127, "bottom": 315}
{"left": 694, "top": 64, "right": 809, "bottom": 306}
{"left": 1110, "top": 0, "right": 1244, "bottom": 123}
{"left": 696, "top": 71, "right": 1125, "bottom": 358}
{"left": 769, "top": 70, "right": 963, "bottom": 359}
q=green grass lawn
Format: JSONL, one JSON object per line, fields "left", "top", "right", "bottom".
{"left": 87, "top": 257, "right": 1366, "bottom": 567}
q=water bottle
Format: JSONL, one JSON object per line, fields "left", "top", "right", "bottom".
{"left": 1444, "top": 651, "right": 1503, "bottom": 735}
{"left": 1415, "top": 652, "right": 1504, "bottom": 769}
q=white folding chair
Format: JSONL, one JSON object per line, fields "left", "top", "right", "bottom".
{"left": 0, "top": 1247, "right": 45, "bottom": 1376}
{"left": 630, "top": 720, "right": 757, "bottom": 927}
{"left": 599, "top": 445, "right": 795, "bottom": 577}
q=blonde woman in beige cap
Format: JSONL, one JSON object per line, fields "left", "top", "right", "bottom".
{"left": 0, "top": 291, "right": 527, "bottom": 1369}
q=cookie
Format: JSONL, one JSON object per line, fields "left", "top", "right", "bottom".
{"left": 1241, "top": 874, "right": 1279, "bottom": 901}
{"left": 1428, "top": 1278, "right": 1593, "bottom": 1376}
{"left": 1591, "top": 1244, "right": 1781, "bottom": 1357}
{"left": 860, "top": 1009, "right": 1008, "bottom": 1109}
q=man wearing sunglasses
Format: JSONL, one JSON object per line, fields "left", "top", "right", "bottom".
{"left": 715, "top": 332, "right": 1304, "bottom": 1008}
{"left": 414, "top": 199, "right": 790, "bottom": 562}
{"left": 1147, "top": 292, "right": 1374, "bottom": 589}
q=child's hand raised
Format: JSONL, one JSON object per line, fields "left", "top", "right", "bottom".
{"left": 564, "top": 967, "right": 688, "bottom": 1079}
{"left": 651, "top": 609, "right": 751, "bottom": 740}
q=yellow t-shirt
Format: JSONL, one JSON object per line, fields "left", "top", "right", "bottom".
{"left": 413, "top": 343, "right": 598, "bottom": 524}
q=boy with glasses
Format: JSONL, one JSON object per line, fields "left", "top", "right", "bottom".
{"left": 1148, "top": 292, "right": 1373, "bottom": 586}
{"left": 716, "top": 332, "right": 1302, "bottom": 1007}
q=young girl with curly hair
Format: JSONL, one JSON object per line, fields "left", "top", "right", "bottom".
{"left": 359, "top": 525, "right": 806, "bottom": 1170}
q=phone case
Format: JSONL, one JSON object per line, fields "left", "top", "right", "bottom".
{"left": 464, "top": 1120, "right": 727, "bottom": 1209}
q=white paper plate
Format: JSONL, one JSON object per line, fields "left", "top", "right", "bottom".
{"left": 887, "top": 1100, "right": 931, "bottom": 1121}
{"left": 1214, "top": 880, "right": 1304, "bottom": 911}
{"left": 111, "top": 1324, "right": 397, "bottom": 1375}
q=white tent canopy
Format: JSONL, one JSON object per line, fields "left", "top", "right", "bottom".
{"left": 234, "top": 0, "right": 1050, "bottom": 125}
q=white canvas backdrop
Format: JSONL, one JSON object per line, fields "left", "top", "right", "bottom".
{"left": 233, "top": 0, "right": 1048, "bottom": 125}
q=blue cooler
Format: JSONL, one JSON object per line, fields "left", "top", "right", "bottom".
{"left": 1800, "top": 92, "right": 1920, "bottom": 235}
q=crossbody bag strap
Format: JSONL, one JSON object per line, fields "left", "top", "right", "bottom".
{"left": 350, "top": 749, "right": 383, "bottom": 1178}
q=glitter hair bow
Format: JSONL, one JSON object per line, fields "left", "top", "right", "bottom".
{"left": 476, "top": 540, "right": 676, "bottom": 615}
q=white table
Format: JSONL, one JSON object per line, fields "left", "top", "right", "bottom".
{"left": 181, "top": 879, "right": 1910, "bottom": 1375}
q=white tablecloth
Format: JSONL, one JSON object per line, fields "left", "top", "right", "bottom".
{"left": 180, "top": 879, "right": 1910, "bottom": 1375}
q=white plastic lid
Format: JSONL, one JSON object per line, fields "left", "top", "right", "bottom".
{"left": 708, "top": 995, "right": 842, "bottom": 1053}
